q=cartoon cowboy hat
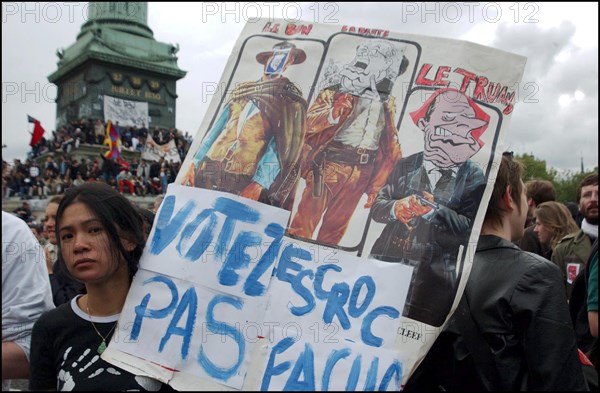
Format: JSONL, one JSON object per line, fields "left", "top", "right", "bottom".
{"left": 256, "top": 41, "right": 306, "bottom": 65}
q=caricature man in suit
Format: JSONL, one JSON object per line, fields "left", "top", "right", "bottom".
{"left": 370, "top": 88, "right": 490, "bottom": 326}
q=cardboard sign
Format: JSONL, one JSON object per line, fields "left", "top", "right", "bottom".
{"left": 104, "top": 17, "right": 526, "bottom": 390}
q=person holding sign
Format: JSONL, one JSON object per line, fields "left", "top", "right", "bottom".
{"left": 184, "top": 41, "right": 308, "bottom": 208}
{"left": 288, "top": 39, "right": 406, "bottom": 245}
{"left": 370, "top": 88, "right": 489, "bottom": 326}
{"left": 28, "top": 183, "right": 172, "bottom": 391}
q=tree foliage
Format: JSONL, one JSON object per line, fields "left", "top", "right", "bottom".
{"left": 554, "top": 170, "right": 598, "bottom": 203}
{"left": 517, "top": 153, "right": 556, "bottom": 182}
{"left": 514, "top": 153, "right": 597, "bottom": 203}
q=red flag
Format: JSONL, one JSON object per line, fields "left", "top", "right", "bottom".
{"left": 28, "top": 115, "right": 45, "bottom": 146}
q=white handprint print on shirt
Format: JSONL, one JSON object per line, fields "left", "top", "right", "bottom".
{"left": 58, "top": 346, "right": 122, "bottom": 391}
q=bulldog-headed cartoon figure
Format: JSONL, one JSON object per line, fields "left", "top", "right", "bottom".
{"left": 288, "top": 39, "right": 408, "bottom": 245}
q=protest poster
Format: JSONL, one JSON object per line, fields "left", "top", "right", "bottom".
{"left": 103, "top": 18, "right": 526, "bottom": 390}
{"left": 103, "top": 95, "right": 149, "bottom": 128}
{"left": 141, "top": 135, "right": 182, "bottom": 163}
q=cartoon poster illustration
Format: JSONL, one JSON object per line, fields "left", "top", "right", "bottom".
{"left": 104, "top": 18, "right": 526, "bottom": 390}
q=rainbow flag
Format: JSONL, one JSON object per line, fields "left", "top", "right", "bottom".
{"left": 103, "top": 120, "right": 121, "bottom": 161}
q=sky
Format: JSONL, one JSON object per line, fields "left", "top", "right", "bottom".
{"left": 2, "top": 2, "right": 598, "bottom": 173}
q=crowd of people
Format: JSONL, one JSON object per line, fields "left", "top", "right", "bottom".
{"left": 2, "top": 155, "right": 597, "bottom": 391}
{"left": 2, "top": 117, "right": 193, "bottom": 205}
{"left": 2, "top": 114, "right": 599, "bottom": 390}
{"left": 30, "top": 117, "right": 194, "bottom": 159}
{"left": 4, "top": 146, "right": 186, "bottom": 199}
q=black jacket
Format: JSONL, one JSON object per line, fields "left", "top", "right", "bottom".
{"left": 405, "top": 235, "right": 588, "bottom": 391}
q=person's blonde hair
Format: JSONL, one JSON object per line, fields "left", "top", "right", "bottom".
{"left": 534, "top": 201, "right": 579, "bottom": 249}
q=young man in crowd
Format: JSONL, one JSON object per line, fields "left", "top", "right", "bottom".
{"left": 404, "top": 154, "right": 587, "bottom": 391}
{"left": 514, "top": 179, "right": 556, "bottom": 257}
{"left": 552, "top": 174, "right": 598, "bottom": 300}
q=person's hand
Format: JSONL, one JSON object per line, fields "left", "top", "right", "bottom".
{"left": 408, "top": 193, "right": 433, "bottom": 216}
{"left": 182, "top": 164, "right": 195, "bottom": 187}
{"left": 421, "top": 191, "right": 434, "bottom": 204}
{"left": 364, "top": 193, "right": 377, "bottom": 208}
{"left": 240, "top": 182, "right": 264, "bottom": 200}
{"left": 393, "top": 196, "right": 413, "bottom": 224}
{"left": 393, "top": 194, "right": 433, "bottom": 224}
{"left": 331, "top": 93, "right": 353, "bottom": 121}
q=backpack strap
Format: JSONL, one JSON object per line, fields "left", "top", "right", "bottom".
{"left": 454, "top": 294, "right": 503, "bottom": 390}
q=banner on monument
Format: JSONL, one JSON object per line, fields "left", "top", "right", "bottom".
{"left": 103, "top": 95, "right": 148, "bottom": 128}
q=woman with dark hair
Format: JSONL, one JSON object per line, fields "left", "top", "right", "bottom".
{"left": 137, "top": 206, "right": 156, "bottom": 241}
{"left": 29, "top": 183, "right": 170, "bottom": 391}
